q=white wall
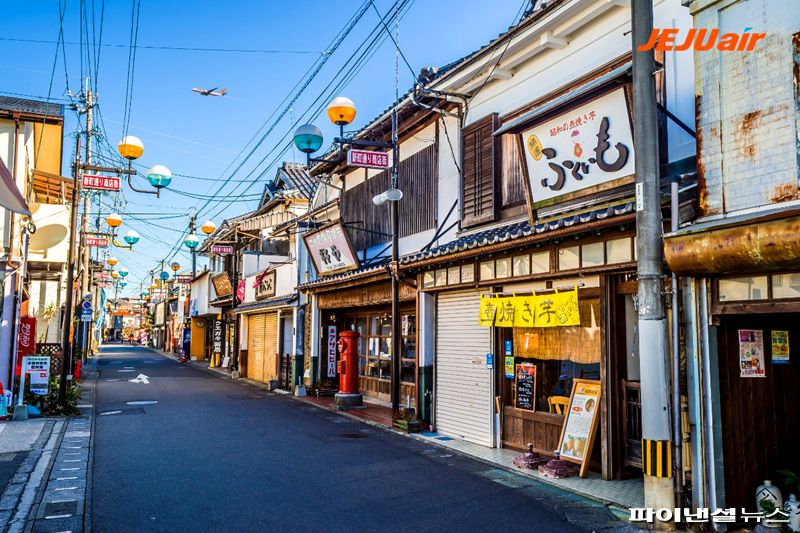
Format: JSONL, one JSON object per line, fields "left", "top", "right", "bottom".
{"left": 190, "top": 274, "right": 221, "bottom": 317}
{"left": 241, "top": 260, "right": 297, "bottom": 304}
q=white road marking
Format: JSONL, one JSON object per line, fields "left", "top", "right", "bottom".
{"left": 44, "top": 514, "right": 72, "bottom": 519}
{"left": 55, "top": 487, "right": 78, "bottom": 491}
{"left": 65, "top": 446, "right": 82, "bottom": 449}
{"left": 59, "top": 468, "right": 80, "bottom": 471}
{"left": 99, "top": 410, "right": 122, "bottom": 416}
{"left": 63, "top": 459, "right": 81, "bottom": 463}
{"left": 126, "top": 400, "right": 157, "bottom": 405}
{"left": 105, "top": 379, "right": 121, "bottom": 382}
{"left": 128, "top": 374, "right": 150, "bottom": 384}
{"left": 76, "top": 404, "right": 92, "bottom": 408}
{"left": 57, "top": 477, "right": 78, "bottom": 481}
{"left": 117, "top": 369, "right": 135, "bottom": 373}
{"left": 124, "top": 366, "right": 134, "bottom": 369}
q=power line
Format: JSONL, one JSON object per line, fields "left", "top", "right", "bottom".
{"left": 0, "top": 36, "right": 323, "bottom": 55}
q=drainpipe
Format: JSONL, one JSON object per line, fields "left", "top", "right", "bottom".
{"left": 670, "top": 176, "right": 683, "bottom": 503}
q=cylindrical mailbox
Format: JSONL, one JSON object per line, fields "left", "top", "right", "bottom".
{"left": 334, "top": 328, "right": 363, "bottom": 408}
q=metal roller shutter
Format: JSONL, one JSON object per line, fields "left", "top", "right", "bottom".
{"left": 263, "top": 312, "right": 278, "bottom": 382}
{"left": 247, "top": 314, "right": 266, "bottom": 383}
{"left": 435, "top": 290, "right": 493, "bottom": 446}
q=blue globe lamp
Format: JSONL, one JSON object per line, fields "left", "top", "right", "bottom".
{"left": 293, "top": 124, "right": 323, "bottom": 166}
{"left": 146, "top": 164, "right": 173, "bottom": 190}
{"left": 159, "top": 271, "right": 170, "bottom": 281}
{"left": 123, "top": 230, "right": 140, "bottom": 246}
{"left": 184, "top": 234, "right": 200, "bottom": 249}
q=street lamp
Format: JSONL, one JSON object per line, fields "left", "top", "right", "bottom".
{"left": 201, "top": 220, "right": 216, "bottom": 235}
{"left": 111, "top": 271, "right": 119, "bottom": 279}
{"left": 293, "top": 124, "right": 324, "bottom": 167}
{"left": 119, "top": 280, "right": 128, "bottom": 288}
{"left": 159, "top": 271, "right": 170, "bottom": 282}
{"left": 123, "top": 229, "right": 140, "bottom": 247}
{"left": 107, "top": 256, "right": 118, "bottom": 267}
{"left": 171, "top": 262, "right": 181, "bottom": 277}
{"left": 327, "top": 96, "right": 357, "bottom": 137}
{"left": 117, "top": 136, "right": 172, "bottom": 197}
{"left": 118, "top": 267, "right": 129, "bottom": 278}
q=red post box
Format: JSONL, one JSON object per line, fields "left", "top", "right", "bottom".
{"left": 334, "top": 328, "right": 362, "bottom": 408}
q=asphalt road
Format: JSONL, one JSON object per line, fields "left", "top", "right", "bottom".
{"left": 89, "top": 344, "right": 619, "bottom": 533}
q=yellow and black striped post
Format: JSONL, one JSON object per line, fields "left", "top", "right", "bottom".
{"left": 642, "top": 439, "right": 673, "bottom": 478}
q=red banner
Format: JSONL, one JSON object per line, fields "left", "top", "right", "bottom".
{"left": 81, "top": 174, "right": 121, "bottom": 191}
{"left": 15, "top": 316, "right": 36, "bottom": 377}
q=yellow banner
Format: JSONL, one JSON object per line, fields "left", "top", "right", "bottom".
{"left": 479, "top": 288, "right": 580, "bottom": 327}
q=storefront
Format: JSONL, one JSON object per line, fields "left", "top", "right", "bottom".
{"left": 189, "top": 272, "right": 222, "bottom": 361}
{"left": 304, "top": 268, "right": 418, "bottom": 406}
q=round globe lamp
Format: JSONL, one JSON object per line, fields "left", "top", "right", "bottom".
{"left": 117, "top": 136, "right": 144, "bottom": 160}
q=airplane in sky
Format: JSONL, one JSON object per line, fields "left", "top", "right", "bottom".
{"left": 191, "top": 87, "right": 227, "bottom": 97}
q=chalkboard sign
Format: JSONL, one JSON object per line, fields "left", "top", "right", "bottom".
{"left": 514, "top": 362, "right": 536, "bottom": 411}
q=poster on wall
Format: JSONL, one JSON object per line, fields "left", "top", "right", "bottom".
{"left": 327, "top": 326, "right": 337, "bottom": 378}
{"left": 514, "top": 362, "right": 536, "bottom": 411}
{"left": 739, "top": 329, "right": 766, "bottom": 378}
{"left": 304, "top": 223, "right": 360, "bottom": 276}
{"left": 557, "top": 379, "right": 602, "bottom": 477}
{"left": 520, "top": 87, "right": 635, "bottom": 207}
{"left": 771, "top": 330, "right": 790, "bottom": 364}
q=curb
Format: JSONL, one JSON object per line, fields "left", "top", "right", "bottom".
{"left": 83, "top": 369, "right": 99, "bottom": 533}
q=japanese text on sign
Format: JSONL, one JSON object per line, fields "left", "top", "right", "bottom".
{"left": 81, "top": 174, "right": 121, "bottom": 191}
{"left": 84, "top": 236, "right": 108, "bottom": 247}
{"left": 327, "top": 326, "right": 337, "bottom": 378}
{"left": 521, "top": 88, "right": 634, "bottom": 204}
{"left": 22, "top": 356, "right": 51, "bottom": 395}
{"left": 479, "top": 288, "right": 580, "bottom": 328}
{"left": 347, "top": 149, "right": 389, "bottom": 169}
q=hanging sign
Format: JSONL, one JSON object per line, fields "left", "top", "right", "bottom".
{"left": 212, "top": 319, "right": 224, "bottom": 359}
{"left": 211, "top": 244, "right": 233, "bottom": 255}
{"left": 520, "top": 88, "right": 634, "bottom": 206}
{"left": 22, "top": 356, "right": 51, "bottom": 395}
{"left": 739, "top": 329, "right": 766, "bottom": 377}
{"left": 16, "top": 317, "right": 36, "bottom": 358}
{"left": 514, "top": 362, "right": 536, "bottom": 411}
{"left": 211, "top": 272, "right": 233, "bottom": 298}
{"left": 304, "top": 223, "right": 360, "bottom": 276}
{"left": 479, "top": 288, "right": 580, "bottom": 327}
{"left": 326, "top": 326, "right": 337, "bottom": 378}
{"left": 771, "top": 330, "right": 789, "bottom": 364}
{"left": 254, "top": 270, "right": 276, "bottom": 300}
{"left": 347, "top": 149, "right": 389, "bottom": 169}
{"left": 84, "top": 236, "right": 108, "bottom": 247}
{"left": 81, "top": 174, "right": 121, "bottom": 191}
{"left": 557, "top": 379, "right": 602, "bottom": 477}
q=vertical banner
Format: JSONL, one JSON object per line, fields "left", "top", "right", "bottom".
{"left": 17, "top": 316, "right": 36, "bottom": 356}
{"left": 212, "top": 319, "right": 224, "bottom": 360}
{"left": 739, "top": 329, "right": 766, "bottom": 378}
{"left": 326, "top": 326, "right": 337, "bottom": 378}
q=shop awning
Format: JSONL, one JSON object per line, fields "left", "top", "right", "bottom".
{"left": 233, "top": 294, "right": 297, "bottom": 314}
{"left": 493, "top": 63, "right": 632, "bottom": 136}
{"left": 0, "top": 157, "right": 30, "bottom": 215}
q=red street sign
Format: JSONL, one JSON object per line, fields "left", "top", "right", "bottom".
{"left": 84, "top": 236, "right": 108, "bottom": 247}
{"left": 211, "top": 245, "right": 233, "bottom": 255}
{"left": 347, "top": 149, "right": 389, "bottom": 169}
{"left": 81, "top": 174, "right": 121, "bottom": 191}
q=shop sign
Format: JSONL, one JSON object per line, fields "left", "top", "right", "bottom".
{"left": 254, "top": 269, "right": 276, "bottom": 300}
{"left": 16, "top": 317, "right": 36, "bottom": 357}
{"left": 84, "top": 236, "right": 108, "bottom": 247}
{"left": 211, "top": 272, "right": 233, "bottom": 298}
{"left": 212, "top": 319, "right": 224, "bottom": 358}
{"left": 304, "top": 222, "right": 360, "bottom": 276}
{"left": 514, "top": 362, "right": 536, "bottom": 410}
{"left": 211, "top": 244, "right": 233, "bottom": 255}
{"left": 81, "top": 173, "right": 121, "bottom": 191}
{"left": 327, "top": 326, "right": 337, "bottom": 378}
{"left": 557, "top": 379, "right": 601, "bottom": 477}
{"left": 479, "top": 288, "right": 580, "bottom": 327}
{"left": 771, "top": 330, "right": 790, "bottom": 364}
{"left": 347, "top": 149, "right": 389, "bottom": 169}
{"left": 504, "top": 356, "right": 515, "bottom": 379}
{"left": 739, "top": 329, "right": 766, "bottom": 377}
{"left": 521, "top": 88, "right": 634, "bottom": 206}
{"left": 22, "top": 356, "right": 50, "bottom": 395}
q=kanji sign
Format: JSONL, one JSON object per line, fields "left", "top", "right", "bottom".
{"left": 521, "top": 88, "right": 634, "bottom": 205}
{"left": 22, "top": 356, "right": 51, "bottom": 395}
{"left": 211, "top": 245, "right": 233, "bottom": 255}
{"left": 254, "top": 269, "right": 276, "bottom": 300}
{"left": 84, "top": 236, "right": 108, "bottom": 247}
{"left": 347, "top": 149, "right": 389, "bottom": 169}
{"left": 16, "top": 317, "right": 36, "bottom": 357}
{"left": 81, "top": 174, "right": 121, "bottom": 191}
{"left": 327, "top": 326, "right": 337, "bottom": 378}
{"left": 479, "top": 288, "right": 580, "bottom": 328}
{"left": 303, "top": 223, "right": 359, "bottom": 276}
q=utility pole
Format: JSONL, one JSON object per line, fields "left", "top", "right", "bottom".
{"left": 632, "top": 0, "right": 676, "bottom": 522}
{"left": 189, "top": 208, "right": 197, "bottom": 277}
{"left": 78, "top": 78, "right": 94, "bottom": 359}
{"left": 59, "top": 135, "right": 82, "bottom": 405}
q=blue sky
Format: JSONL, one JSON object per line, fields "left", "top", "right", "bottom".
{"left": 2, "top": 0, "right": 528, "bottom": 296}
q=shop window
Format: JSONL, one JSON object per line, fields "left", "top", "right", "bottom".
{"left": 581, "top": 242, "right": 604, "bottom": 267}
{"left": 532, "top": 251, "right": 550, "bottom": 273}
{"left": 435, "top": 269, "right": 447, "bottom": 287}
{"left": 512, "top": 298, "right": 601, "bottom": 412}
{"left": 513, "top": 254, "right": 530, "bottom": 277}
{"left": 422, "top": 271, "right": 434, "bottom": 289}
{"left": 606, "top": 237, "right": 633, "bottom": 264}
{"left": 480, "top": 260, "right": 495, "bottom": 280}
{"left": 461, "top": 264, "right": 475, "bottom": 283}
{"left": 558, "top": 246, "right": 580, "bottom": 270}
{"left": 448, "top": 266, "right": 461, "bottom": 285}
{"left": 718, "top": 276, "right": 769, "bottom": 301}
{"left": 496, "top": 257, "right": 512, "bottom": 279}
{"left": 771, "top": 273, "right": 800, "bottom": 299}
{"left": 358, "top": 313, "right": 416, "bottom": 384}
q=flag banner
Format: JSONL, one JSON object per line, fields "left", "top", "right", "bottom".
{"left": 479, "top": 288, "right": 580, "bottom": 327}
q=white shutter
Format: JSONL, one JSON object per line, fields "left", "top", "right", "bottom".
{"left": 435, "top": 290, "right": 493, "bottom": 446}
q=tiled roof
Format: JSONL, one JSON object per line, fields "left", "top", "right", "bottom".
{"left": 298, "top": 258, "right": 391, "bottom": 290}
{"left": 260, "top": 162, "right": 318, "bottom": 206}
{"left": 400, "top": 202, "right": 635, "bottom": 265}
{"left": 233, "top": 294, "right": 297, "bottom": 314}
{"left": 0, "top": 96, "right": 63, "bottom": 117}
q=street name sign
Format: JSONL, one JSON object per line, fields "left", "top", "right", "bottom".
{"left": 211, "top": 244, "right": 234, "bottom": 255}
{"left": 347, "top": 149, "right": 389, "bottom": 169}
{"left": 84, "top": 236, "right": 108, "bottom": 247}
{"left": 81, "top": 174, "right": 121, "bottom": 191}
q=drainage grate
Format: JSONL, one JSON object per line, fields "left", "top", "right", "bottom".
{"left": 44, "top": 500, "right": 78, "bottom": 516}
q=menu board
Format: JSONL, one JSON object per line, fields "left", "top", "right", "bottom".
{"left": 557, "top": 379, "right": 601, "bottom": 477}
{"left": 514, "top": 362, "right": 536, "bottom": 410}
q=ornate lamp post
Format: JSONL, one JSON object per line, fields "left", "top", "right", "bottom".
{"left": 123, "top": 229, "right": 140, "bottom": 248}
{"left": 117, "top": 136, "right": 173, "bottom": 197}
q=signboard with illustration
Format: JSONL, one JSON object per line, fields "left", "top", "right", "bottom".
{"left": 478, "top": 288, "right": 580, "bottom": 327}
{"left": 557, "top": 379, "right": 601, "bottom": 477}
{"left": 771, "top": 330, "right": 789, "bottom": 364}
{"left": 520, "top": 88, "right": 635, "bottom": 206}
{"left": 739, "top": 329, "right": 766, "bottom": 377}
{"left": 211, "top": 272, "right": 233, "bottom": 298}
{"left": 304, "top": 223, "right": 360, "bottom": 276}
{"left": 514, "top": 362, "right": 536, "bottom": 411}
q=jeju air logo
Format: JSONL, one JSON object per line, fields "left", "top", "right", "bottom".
{"left": 638, "top": 27, "right": 765, "bottom": 52}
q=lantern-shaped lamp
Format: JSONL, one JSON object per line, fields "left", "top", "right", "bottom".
{"left": 119, "top": 280, "right": 128, "bottom": 288}
{"left": 184, "top": 234, "right": 200, "bottom": 249}
{"left": 107, "top": 256, "right": 118, "bottom": 267}
{"left": 106, "top": 213, "right": 123, "bottom": 228}
{"left": 118, "top": 267, "right": 129, "bottom": 278}
{"left": 170, "top": 262, "right": 180, "bottom": 272}
{"left": 146, "top": 164, "right": 172, "bottom": 189}
{"left": 111, "top": 271, "right": 120, "bottom": 279}
{"left": 159, "top": 271, "right": 170, "bottom": 281}
{"left": 293, "top": 124, "right": 323, "bottom": 154}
